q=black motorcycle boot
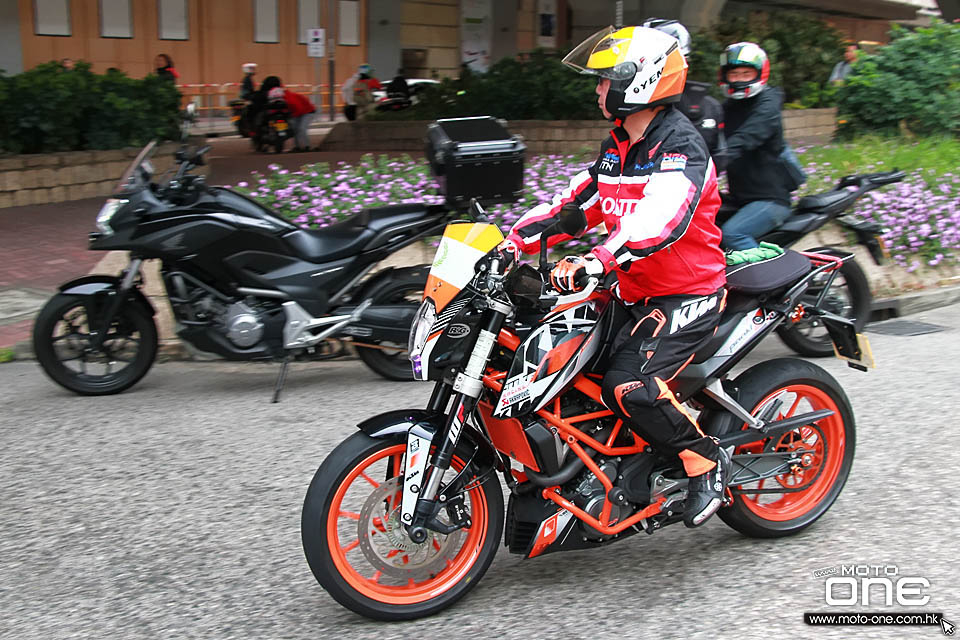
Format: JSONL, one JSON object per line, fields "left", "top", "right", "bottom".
{"left": 683, "top": 446, "right": 731, "bottom": 528}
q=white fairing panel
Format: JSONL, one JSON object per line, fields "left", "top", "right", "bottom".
{"left": 494, "top": 301, "right": 603, "bottom": 419}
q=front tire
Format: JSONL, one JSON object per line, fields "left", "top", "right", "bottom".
{"left": 706, "top": 358, "right": 855, "bottom": 538}
{"left": 301, "top": 432, "right": 504, "bottom": 620}
{"left": 777, "top": 257, "right": 871, "bottom": 357}
{"left": 33, "top": 293, "right": 158, "bottom": 395}
{"left": 354, "top": 268, "right": 428, "bottom": 381}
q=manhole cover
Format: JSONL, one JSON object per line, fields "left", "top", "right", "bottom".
{"left": 866, "top": 319, "right": 948, "bottom": 336}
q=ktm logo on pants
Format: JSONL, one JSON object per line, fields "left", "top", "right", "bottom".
{"left": 601, "top": 197, "right": 643, "bottom": 216}
{"left": 670, "top": 295, "right": 718, "bottom": 334}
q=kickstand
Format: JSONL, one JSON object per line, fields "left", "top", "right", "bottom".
{"left": 272, "top": 358, "right": 291, "bottom": 403}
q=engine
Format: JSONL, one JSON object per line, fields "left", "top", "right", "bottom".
{"left": 571, "top": 458, "right": 629, "bottom": 540}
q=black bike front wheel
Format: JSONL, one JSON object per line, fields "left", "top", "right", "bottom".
{"left": 777, "top": 257, "right": 871, "bottom": 357}
{"left": 33, "top": 293, "right": 157, "bottom": 395}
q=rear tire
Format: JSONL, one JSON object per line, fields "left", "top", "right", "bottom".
{"left": 301, "top": 432, "right": 503, "bottom": 620}
{"left": 354, "top": 268, "right": 428, "bottom": 382}
{"left": 706, "top": 358, "right": 855, "bottom": 538}
{"left": 777, "top": 257, "right": 871, "bottom": 357}
{"left": 33, "top": 293, "right": 157, "bottom": 395}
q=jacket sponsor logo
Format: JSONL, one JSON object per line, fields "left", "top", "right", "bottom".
{"left": 661, "top": 153, "right": 688, "bottom": 171}
{"left": 601, "top": 197, "right": 643, "bottom": 216}
{"left": 600, "top": 149, "right": 619, "bottom": 172}
{"left": 446, "top": 323, "right": 471, "bottom": 338}
{"left": 634, "top": 161, "right": 655, "bottom": 171}
{"left": 670, "top": 294, "right": 718, "bottom": 334}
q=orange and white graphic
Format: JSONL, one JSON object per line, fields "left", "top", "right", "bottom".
{"left": 528, "top": 509, "right": 574, "bottom": 558}
{"left": 424, "top": 222, "right": 504, "bottom": 312}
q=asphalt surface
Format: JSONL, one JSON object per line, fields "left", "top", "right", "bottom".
{"left": 2, "top": 306, "right": 959, "bottom": 639}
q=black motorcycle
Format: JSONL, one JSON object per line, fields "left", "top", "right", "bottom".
{"left": 33, "top": 129, "right": 451, "bottom": 397}
{"left": 255, "top": 98, "right": 293, "bottom": 154}
{"left": 749, "top": 170, "right": 905, "bottom": 356}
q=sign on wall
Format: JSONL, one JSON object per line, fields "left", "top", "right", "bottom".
{"left": 461, "top": 0, "right": 492, "bottom": 73}
{"left": 307, "top": 28, "right": 325, "bottom": 57}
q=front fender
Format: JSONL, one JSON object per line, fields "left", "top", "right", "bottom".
{"left": 358, "top": 409, "right": 444, "bottom": 439}
{"left": 358, "top": 409, "right": 501, "bottom": 471}
{"left": 59, "top": 275, "right": 156, "bottom": 316}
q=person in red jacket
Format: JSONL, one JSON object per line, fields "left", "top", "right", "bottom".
{"left": 280, "top": 85, "right": 317, "bottom": 152}
{"left": 501, "top": 26, "right": 731, "bottom": 528}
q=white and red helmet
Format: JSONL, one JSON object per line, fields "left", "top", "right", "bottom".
{"left": 720, "top": 42, "right": 770, "bottom": 99}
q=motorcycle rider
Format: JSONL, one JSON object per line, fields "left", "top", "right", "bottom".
{"left": 642, "top": 18, "right": 726, "bottom": 167}
{"left": 718, "top": 42, "right": 796, "bottom": 250}
{"left": 500, "top": 26, "right": 731, "bottom": 528}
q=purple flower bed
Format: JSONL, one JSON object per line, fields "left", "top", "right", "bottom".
{"left": 232, "top": 154, "right": 959, "bottom": 266}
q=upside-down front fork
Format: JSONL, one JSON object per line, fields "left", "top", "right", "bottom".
{"left": 402, "top": 298, "right": 510, "bottom": 544}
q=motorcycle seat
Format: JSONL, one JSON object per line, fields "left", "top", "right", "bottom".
{"left": 283, "top": 220, "right": 374, "bottom": 262}
{"left": 359, "top": 204, "right": 439, "bottom": 232}
{"left": 282, "top": 204, "right": 439, "bottom": 262}
{"left": 724, "top": 249, "right": 811, "bottom": 295}
{"left": 796, "top": 189, "right": 857, "bottom": 215}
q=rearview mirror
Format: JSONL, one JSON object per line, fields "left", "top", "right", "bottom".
{"left": 556, "top": 203, "right": 586, "bottom": 238}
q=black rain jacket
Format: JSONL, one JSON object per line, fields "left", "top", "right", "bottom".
{"left": 723, "top": 87, "right": 794, "bottom": 207}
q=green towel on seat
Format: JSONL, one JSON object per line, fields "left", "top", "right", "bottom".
{"left": 725, "top": 242, "right": 785, "bottom": 266}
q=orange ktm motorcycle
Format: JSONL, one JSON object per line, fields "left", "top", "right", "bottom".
{"left": 301, "top": 205, "right": 872, "bottom": 620}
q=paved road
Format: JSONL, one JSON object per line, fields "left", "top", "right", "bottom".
{"left": 2, "top": 307, "right": 958, "bottom": 639}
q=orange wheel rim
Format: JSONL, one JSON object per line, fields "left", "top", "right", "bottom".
{"left": 324, "top": 444, "right": 488, "bottom": 605}
{"left": 735, "top": 384, "right": 845, "bottom": 522}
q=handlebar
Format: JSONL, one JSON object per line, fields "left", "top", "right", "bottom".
{"left": 837, "top": 169, "right": 906, "bottom": 190}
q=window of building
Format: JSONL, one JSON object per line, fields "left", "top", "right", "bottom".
{"left": 338, "top": 0, "right": 359, "bottom": 46}
{"left": 298, "top": 0, "right": 321, "bottom": 44}
{"left": 158, "top": 0, "right": 189, "bottom": 40}
{"left": 99, "top": 0, "right": 133, "bottom": 38}
{"left": 34, "top": 0, "right": 71, "bottom": 36}
{"left": 254, "top": 0, "right": 279, "bottom": 43}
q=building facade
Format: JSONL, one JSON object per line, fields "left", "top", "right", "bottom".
{"left": 2, "top": 0, "right": 940, "bottom": 87}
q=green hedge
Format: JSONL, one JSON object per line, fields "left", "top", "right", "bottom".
{"left": 836, "top": 21, "right": 960, "bottom": 137}
{"left": 0, "top": 61, "right": 181, "bottom": 154}
{"left": 375, "top": 12, "right": 845, "bottom": 122}
{"left": 370, "top": 50, "right": 599, "bottom": 122}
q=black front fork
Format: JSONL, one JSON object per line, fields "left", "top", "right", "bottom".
{"left": 406, "top": 300, "right": 510, "bottom": 543}
{"left": 90, "top": 258, "right": 143, "bottom": 350}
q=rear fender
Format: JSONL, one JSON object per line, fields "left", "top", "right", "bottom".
{"left": 801, "top": 246, "right": 856, "bottom": 263}
{"left": 59, "top": 275, "right": 156, "bottom": 318}
{"left": 352, "top": 264, "right": 430, "bottom": 303}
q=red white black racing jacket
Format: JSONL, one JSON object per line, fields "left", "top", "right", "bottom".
{"left": 506, "top": 107, "right": 726, "bottom": 303}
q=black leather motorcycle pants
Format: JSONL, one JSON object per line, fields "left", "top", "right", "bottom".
{"left": 600, "top": 288, "right": 726, "bottom": 477}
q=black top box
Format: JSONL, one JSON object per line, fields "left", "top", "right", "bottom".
{"left": 426, "top": 116, "right": 526, "bottom": 210}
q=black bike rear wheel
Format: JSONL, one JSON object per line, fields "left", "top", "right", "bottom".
{"left": 33, "top": 293, "right": 157, "bottom": 395}
{"left": 354, "top": 268, "right": 428, "bottom": 381}
{"left": 777, "top": 257, "right": 871, "bottom": 357}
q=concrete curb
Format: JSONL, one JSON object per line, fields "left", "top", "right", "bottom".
{"left": 5, "top": 282, "right": 960, "bottom": 362}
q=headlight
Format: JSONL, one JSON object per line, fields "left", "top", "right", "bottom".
{"left": 95, "top": 198, "right": 126, "bottom": 235}
{"left": 408, "top": 298, "right": 436, "bottom": 359}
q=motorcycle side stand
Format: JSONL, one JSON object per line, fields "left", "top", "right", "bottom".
{"left": 272, "top": 356, "right": 292, "bottom": 403}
